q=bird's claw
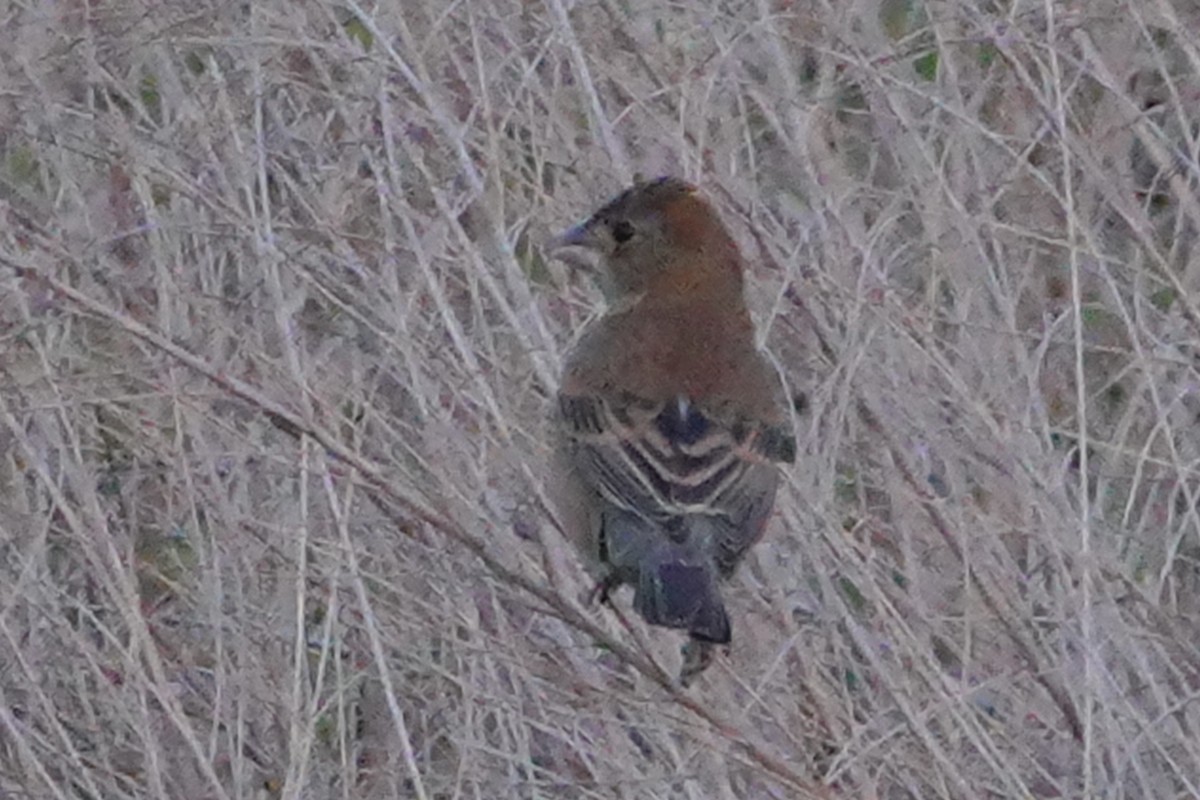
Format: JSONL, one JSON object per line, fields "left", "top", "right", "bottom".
{"left": 586, "top": 574, "right": 619, "bottom": 607}
{"left": 678, "top": 639, "right": 728, "bottom": 687}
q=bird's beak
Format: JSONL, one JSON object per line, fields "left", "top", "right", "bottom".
{"left": 545, "top": 220, "right": 602, "bottom": 266}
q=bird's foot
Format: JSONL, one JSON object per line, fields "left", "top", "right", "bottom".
{"left": 586, "top": 574, "right": 619, "bottom": 607}
{"left": 678, "top": 639, "right": 729, "bottom": 687}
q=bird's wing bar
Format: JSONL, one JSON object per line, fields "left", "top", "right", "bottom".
{"left": 558, "top": 393, "right": 791, "bottom": 523}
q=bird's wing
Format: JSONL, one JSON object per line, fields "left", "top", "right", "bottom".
{"left": 557, "top": 390, "right": 793, "bottom": 571}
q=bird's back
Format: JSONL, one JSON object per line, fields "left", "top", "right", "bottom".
{"left": 554, "top": 310, "right": 791, "bottom": 644}
{"left": 561, "top": 298, "right": 789, "bottom": 423}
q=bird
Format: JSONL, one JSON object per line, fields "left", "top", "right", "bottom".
{"left": 546, "top": 176, "right": 795, "bottom": 685}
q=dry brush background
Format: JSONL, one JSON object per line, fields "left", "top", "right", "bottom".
{"left": 2, "top": 0, "right": 1200, "bottom": 797}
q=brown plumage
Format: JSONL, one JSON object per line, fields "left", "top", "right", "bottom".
{"left": 547, "top": 177, "right": 795, "bottom": 685}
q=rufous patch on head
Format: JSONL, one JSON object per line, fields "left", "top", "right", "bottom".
{"left": 660, "top": 192, "right": 716, "bottom": 245}
{"left": 663, "top": 177, "right": 698, "bottom": 192}
{"left": 654, "top": 189, "right": 744, "bottom": 284}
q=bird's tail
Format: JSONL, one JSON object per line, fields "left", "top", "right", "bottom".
{"left": 633, "top": 559, "right": 731, "bottom": 645}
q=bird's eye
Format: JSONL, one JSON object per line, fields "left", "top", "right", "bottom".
{"left": 612, "top": 220, "right": 636, "bottom": 244}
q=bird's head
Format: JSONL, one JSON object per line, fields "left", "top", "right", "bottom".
{"left": 547, "top": 176, "right": 743, "bottom": 303}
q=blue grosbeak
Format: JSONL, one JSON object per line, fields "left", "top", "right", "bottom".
{"left": 547, "top": 177, "right": 795, "bottom": 684}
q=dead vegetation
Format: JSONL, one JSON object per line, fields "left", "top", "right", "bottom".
{"left": 2, "top": 0, "right": 1200, "bottom": 797}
